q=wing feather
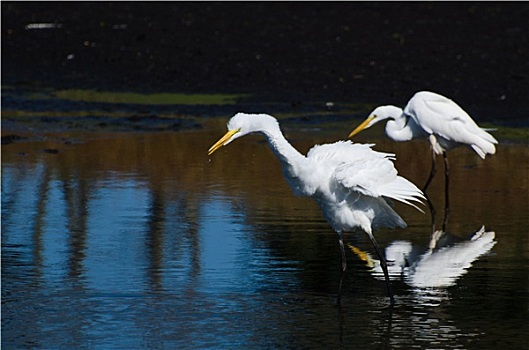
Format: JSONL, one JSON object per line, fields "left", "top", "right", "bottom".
{"left": 306, "top": 140, "right": 424, "bottom": 211}
{"left": 333, "top": 153, "right": 425, "bottom": 210}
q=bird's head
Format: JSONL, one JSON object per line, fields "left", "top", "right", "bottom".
{"left": 208, "top": 113, "right": 279, "bottom": 156}
{"left": 348, "top": 106, "right": 403, "bottom": 138}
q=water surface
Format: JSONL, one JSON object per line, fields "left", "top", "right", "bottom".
{"left": 2, "top": 103, "right": 528, "bottom": 349}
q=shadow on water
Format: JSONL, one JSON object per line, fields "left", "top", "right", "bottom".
{"left": 2, "top": 91, "right": 529, "bottom": 348}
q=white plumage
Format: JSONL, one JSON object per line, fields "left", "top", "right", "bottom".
{"left": 208, "top": 113, "right": 425, "bottom": 303}
{"left": 349, "top": 91, "right": 498, "bottom": 158}
{"left": 348, "top": 91, "right": 498, "bottom": 198}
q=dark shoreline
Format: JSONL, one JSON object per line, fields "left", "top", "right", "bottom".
{"left": 2, "top": 2, "right": 528, "bottom": 122}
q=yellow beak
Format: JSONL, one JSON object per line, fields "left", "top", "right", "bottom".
{"left": 348, "top": 115, "right": 375, "bottom": 138}
{"left": 207, "top": 129, "right": 239, "bottom": 156}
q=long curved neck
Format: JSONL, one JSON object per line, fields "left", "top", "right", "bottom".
{"left": 261, "top": 127, "right": 307, "bottom": 177}
{"left": 386, "top": 115, "right": 421, "bottom": 141}
{"left": 252, "top": 122, "right": 316, "bottom": 197}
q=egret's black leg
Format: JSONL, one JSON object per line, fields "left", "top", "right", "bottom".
{"left": 337, "top": 235, "right": 347, "bottom": 305}
{"left": 365, "top": 231, "right": 395, "bottom": 305}
{"left": 442, "top": 152, "right": 450, "bottom": 231}
{"left": 425, "top": 192, "right": 436, "bottom": 229}
{"left": 423, "top": 148, "right": 437, "bottom": 193}
{"left": 338, "top": 235, "right": 347, "bottom": 273}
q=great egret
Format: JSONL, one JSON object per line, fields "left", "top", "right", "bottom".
{"left": 208, "top": 113, "right": 425, "bottom": 303}
{"left": 348, "top": 91, "right": 498, "bottom": 211}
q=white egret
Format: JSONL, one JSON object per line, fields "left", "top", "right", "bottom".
{"left": 348, "top": 91, "right": 498, "bottom": 211}
{"left": 208, "top": 113, "right": 425, "bottom": 303}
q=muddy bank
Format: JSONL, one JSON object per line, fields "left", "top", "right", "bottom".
{"left": 2, "top": 2, "right": 528, "bottom": 123}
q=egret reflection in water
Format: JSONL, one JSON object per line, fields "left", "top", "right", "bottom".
{"left": 349, "top": 225, "right": 496, "bottom": 291}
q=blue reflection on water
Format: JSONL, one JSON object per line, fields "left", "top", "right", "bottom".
{"left": 84, "top": 178, "right": 151, "bottom": 293}
{"left": 2, "top": 163, "right": 46, "bottom": 258}
{"left": 1, "top": 151, "right": 524, "bottom": 349}
{"left": 200, "top": 200, "right": 247, "bottom": 293}
{"left": 40, "top": 178, "right": 70, "bottom": 285}
{"left": 2, "top": 165, "right": 258, "bottom": 297}
{"left": 2, "top": 161, "right": 300, "bottom": 348}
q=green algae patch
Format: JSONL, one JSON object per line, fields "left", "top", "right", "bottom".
{"left": 52, "top": 89, "right": 246, "bottom": 105}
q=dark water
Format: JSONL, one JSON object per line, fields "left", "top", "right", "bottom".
{"left": 2, "top": 98, "right": 528, "bottom": 348}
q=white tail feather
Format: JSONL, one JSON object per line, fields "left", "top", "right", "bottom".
{"left": 380, "top": 176, "right": 426, "bottom": 213}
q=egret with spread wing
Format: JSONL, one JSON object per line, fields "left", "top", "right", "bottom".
{"left": 208, "top": 113, "right": 425, "bottom": 303}
{"left": 349, "top": 91, "right": 498, "bottom": 197}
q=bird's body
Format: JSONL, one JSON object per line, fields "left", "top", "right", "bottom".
{"left": 208, "top": 113, "right": 425, "bottom": 303}
{"left": 349, "top": 91, "right": 498, "bottom": 159}
{"left": 302, "top": 141, "right": 421, "bottom": 234}
{"left": 348, "top": 91, "right": 498, "bottom": 214}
